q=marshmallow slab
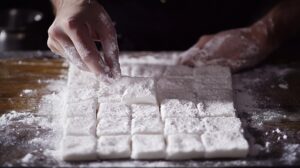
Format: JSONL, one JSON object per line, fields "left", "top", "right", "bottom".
{"left": 193, "top": 65, "right": 231, "bottom": 79}
{"left": 166, "top": 134, "right": 205, "bottom": 160}
{"left": 131, "top": 104, "right": 160, "bottom": 119}
{"left": 201, "top": 131, "right": 249, "bottom": 158}
{"left": 132, "top": 117, "right": 163, "bottom": 134}
{"left": 164, "top": 65, "right": 193, "bottom": 78}
{"left": 157, "top": 78, "right": 194, "bottom": 92}
{"left": 130, "top": 64, "right": 165, "bottom": 78}
{"left": 160, "top": 99, "right": 199, "bottom": 121}
{"left": 97, "top": 117, "right": 131, "bottom": 136}
{"left": 97, "top": 135, "right": 131, "bottom": 159}
{"left": 122, "top": 77, "right": 157, "bottom": 105}
{"left": 97, "top": 103, "right": 131, "bottom": 119}
{"left": 131, "top": 134, "right": 166, "bottom": 159}
{"left": 64, "top": 99, "right": 97, "bottom": 117}
{"left": 62, "top": 136, "right": 97, "bottom": 161}
{"left": 164, "top": 117, "right": 205, "bottom": 135}
{"left": 64, "top": 116, "right": 97, "bottom": 136}
{"left": 203, "top": 117, "right": 242, "bottom": 132}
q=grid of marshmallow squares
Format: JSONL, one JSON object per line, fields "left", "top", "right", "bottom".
{"left": 62, "top": 63, "right": 249, "bottom": 161}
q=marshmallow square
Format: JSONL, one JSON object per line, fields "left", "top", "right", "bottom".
{"left": 203, "top": 117, "right": 242, "bottom": 132}
{"left": 122, "top": 77, "right": 157, "bottom": 105}
{"left": 97, "top": 117, "right": 131, "bottom": 136}
{"left": 131, "top": 134, "right": 166, "bottom": 159}
{"left": 97, "top": 103, "right": 131, "bottom": 119}
{"left": 67, "top": 86, "right": 97, "bottom": 103}
{"left": 97, "top": 135, "right": 131, "bottom": 159}
{"left": 64, "top": 116, "right": 97, "bottom": 136}
{"left": 131, "top": 104, "right": 160, "bottom": 118}
{"left": 67, "top": 65, "right": 98, "bottom": 89}
{"left": 132, "top": 117, "right": 163, "bottom": 134}
{"left": 201, "top": 131, "right": 249, "bottom": 158}
{"left": 64, "top": 99, "right": 97, "bottom": 117}
{"left": 61, "top": 136, "right": 97, "bottom": 161}
{"left": 164, "top": 117, "right": 205, "bottom": 135}
{"left": 164, "top": 65, "right": 193, "bottom": 78}
{"left": 166, "top": 134, "right": 205, "bottom": 160}
{"left": 160, "top": 99, "right": 199, "bottom": 121}
{"left": 202, "top": 101, "right": 236, "bottom": 117}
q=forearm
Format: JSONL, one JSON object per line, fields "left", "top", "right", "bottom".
{"left": 252, "top": 0, "right": 300, "bottom": 48}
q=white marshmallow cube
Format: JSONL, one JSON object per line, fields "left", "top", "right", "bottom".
{"left": 97, "top": 103, "right": 131, "bottom": 119}
{"left": 131, "top": 104, "right": 160, "bottom": 119}
{"left": 122, "top": 77, "right": 157, "bottom": 105}
{"left": 166, "top": 134, "right": 205, "bottom": 160}
{"left": 201, "top": 131, "right": 249, "bottom": 158}
{"left": 160, "top": 99, "right": 199, "bottom": 121}
{"left": 97, "top": 135, "right": 131, "bottom": 159}
{"left": 97, "top": 117, "right": 131, "bottom": 136}
{"left": 61, "top": 136, "right": 97, "bottom": 161}
{"left": 132, "top": 117, "right": 163, "bottom": 134}
{"left": 64, "top": 116, "right": 97, "bottom": 136}
{"left": 64, "top": 99, "right": 97, "bottom": 117}
{"left": 164, "top": 117, "right": 205, "bottom": 135}
{"left": 131, "top": 134, "right": 166, "bottom": 159}
{"left": 130, "top": 64, "right": 165, "bottom": 78}
{"left": 203, "top": 117, "right": 242, "bottom": 132}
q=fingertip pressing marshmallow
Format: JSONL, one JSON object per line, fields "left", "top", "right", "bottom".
{"left": 97, "top": 135, "right": 131, "bottom": 159}
{"left": 61, "top": 136, "right": 97, "bottom": 161}
{"left": 203, "top": 117, "right": 242, "bottom": 132}
{"left": 164, "top": 117, "right": 205, "bottom": 135}
{"left": 97, "top": 117, "right": 131, "bottom": 136}
{"left": 131, "top": 104, "right": 160, "bottom": 119}
{"left": 122, "top": 77, "right": 157, "bottom": 105}
{"left": 160, "top": 99, "right": 199, "bottom": 121}
{"left": 201, "top": 131, "right": 249, "bottom": 158}
{"left": 132, "top": 117, "right": 163, "bottom": 134}
{"left": 64, "top": 116, "right": 97, "bottom": 136}
{"left": 97, "top": 103, "right": 131, "bottom": 119}
{"left": 131, "top": 134, "right": 166, "bottom": 159}
{"left": 166, "top": 134, "right": 205, "bottom": 160}
{"left": 163, "top": 65, "right": 194, "bottom": 78}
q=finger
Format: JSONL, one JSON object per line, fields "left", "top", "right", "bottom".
{"left": 53, "top": 31, "right": 89, "bottom": 71}
{"left": 64, "top": 20, "right": 108, "bottom": 76}
{"left": 97, "top": 12, "right": 121, "bottom": 78}
{"left": 101, "top": 36, "right": 121, "bottom": 78}
{"left": 47, "top": 37, "right": 62, "bottom": 56}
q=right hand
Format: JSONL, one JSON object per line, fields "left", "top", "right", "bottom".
{"left": 47, "top": 0, "right": 120, "bottom": 78}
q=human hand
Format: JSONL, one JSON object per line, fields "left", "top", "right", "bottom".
{"left": 178, "top": 23, "right": 276, "bottom": 72}
{"left": 47, "top": 0, "right": 120, "bottom": 78}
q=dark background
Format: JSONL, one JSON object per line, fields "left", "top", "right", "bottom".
{"left": 0, "top": 0, "right": 282, "bottom": 51}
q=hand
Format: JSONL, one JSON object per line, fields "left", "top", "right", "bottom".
{"left": 178, "top": 23, "right": 276, "bottom": 72}
{"left": 47, "top": 0, "right": 120, "bottom": 78}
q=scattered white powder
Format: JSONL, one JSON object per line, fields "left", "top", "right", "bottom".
{"left": 278, "top": 83, "right": 288, "bottom": 90}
